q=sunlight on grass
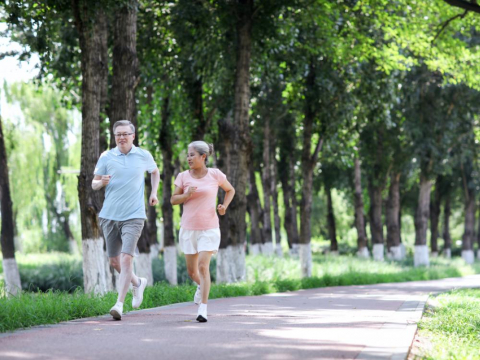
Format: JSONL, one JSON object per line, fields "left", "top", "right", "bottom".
{"left": 418, "top": 289, "right": 480, "bottom": 360}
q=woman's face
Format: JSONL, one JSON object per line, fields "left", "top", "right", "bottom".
{"left": 187, "top": 146, "right": 206, "bottom": 169}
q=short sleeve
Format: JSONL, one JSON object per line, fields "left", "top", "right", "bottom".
{"left": 145, "top": 151, "right": 158, "bottom": 173}
{"left": 213, "top": 168, "right": 227, "bottom": 186}
{"left": 174, "top": 172, "right": 184, "bottom": 189}
{"left": 94, "top": 153, "right": 108, "bottom": 175}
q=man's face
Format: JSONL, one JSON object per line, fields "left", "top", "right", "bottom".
{"left": 114, "top": 125, "right": 135, "bottom": 150}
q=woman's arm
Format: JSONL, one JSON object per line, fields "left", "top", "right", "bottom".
{"left": 170, "top": 185, "right": 197, "bottom": 205}
{"left": 217, "top": 180, "right": 235, "bottom": 215}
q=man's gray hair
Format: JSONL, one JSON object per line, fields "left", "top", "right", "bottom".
{"left": 113, "top": 120, "right": 135, "bottom": 134}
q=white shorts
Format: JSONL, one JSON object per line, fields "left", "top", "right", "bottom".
{"left": 179, "top": 227, "right": 221, "bottom": 255}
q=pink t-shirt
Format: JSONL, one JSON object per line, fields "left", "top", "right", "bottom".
{"left": 174, "top": 168, "right": 227, "bottom": 230}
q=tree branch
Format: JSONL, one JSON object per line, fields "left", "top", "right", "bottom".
{"left": 432, "top": 10, "right": 469, "bottom": 44}
{"left": 444, "top": 0, "right": 480, "bottom": 13}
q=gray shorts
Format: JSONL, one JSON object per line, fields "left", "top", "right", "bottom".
{"left": 99, "top": 218, "right": 145, "bottom": 257}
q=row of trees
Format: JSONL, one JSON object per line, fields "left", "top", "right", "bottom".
{"left": 1, "top": 0, "right": 480, "bottom": 294}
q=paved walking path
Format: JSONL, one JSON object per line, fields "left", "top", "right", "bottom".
{"left": 1, "top": 275, "right": 479, "bottom": 360}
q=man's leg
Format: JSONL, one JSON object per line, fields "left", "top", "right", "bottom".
{"left": 109, "top": 255, "right": 140, "bottom": 287}
{"left": 117, "top": 253, "right": 135, "bottom": 303}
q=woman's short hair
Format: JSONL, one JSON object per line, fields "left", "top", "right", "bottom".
{"left": 189, "top": 141, "right": 214, "bottom": 163}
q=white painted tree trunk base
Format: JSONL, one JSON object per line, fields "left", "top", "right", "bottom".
{"left": 261, "top": 242, "right": 274, "bottom": 256}
{"left": 2, "top": 258, "right": 22, "bottom": 297}
{"left": 104, "top": 252, "right": 117, "bottom": 292}
{"left": 250, "top": 244, "right": 261, "bottom": 256}
{"left": 329, "top": 251, "right": 339, "bottom": 256}
{"left": 82, "top": 239, "right": 109, "bottom": 295}
{"left": 275, "top": 244, "right": 283, "bottom": 257}
{"left": 150, "top": 244, "right": 160, "bottom": 261}
{"left": 414, "top": 245, "right": 430, "bottom": 267}
{"left": 430, "top": 252, "right": 438, "bottom": 258}
{"left": 134, "top": 253, "right": 154, "bottom": 286}
{"left": 444, "top": 248, "right": 452, "bottom": 259}
{"left": 477, "top": 249, "right": 480, "bottom": 260}
{"left": 357, "top": 247, "right": 370, "bottom": 259}
{"left": 389, "top": 246, "right": 404, "bottom": 261}
{"left": 163, "top": 246, "right": 177, "bottom": 285}
{"left": 299, "top": 243, "right": 312, "bottom": 277}
{"left": 372, "top": 244, "right": 384, "bottom": 261}
{"left": 399, "top": 243, "right": 407, "bottom": 259}
{"left": 232, "top": 244, "right": 246, "bottom": 282}
{"left": 69, "top": 239, "right": 79, "bottom": 255}
{"left": 289, "top": 243, "right": 300, "bottom": 258}
{"left": 462, "top": 250, "right": 474, "bottom": 264}
{"left": 216, "top": 247, "right": 235, "bottom": 283}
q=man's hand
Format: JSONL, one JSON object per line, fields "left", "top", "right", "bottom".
{"left": 102, "top": 175, "right": 111, "bottom": 186}
{"left": 217, "top": 204, "right": 227, "bottom": 216}
{"left": 149, "top": 194, "right": 159, "bottom": 206}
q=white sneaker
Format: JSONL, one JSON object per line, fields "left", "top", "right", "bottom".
{"left": 194, "top": 284, "right": 202, "bottom": 305}
{"left": 197, "top": 304, "right": 207, "bottom": 323}
{"left": 110, "top": 303, "right": 123, "bottom": 320}
{"left": 132, "top": 277, "right": 147, "bottom": 309}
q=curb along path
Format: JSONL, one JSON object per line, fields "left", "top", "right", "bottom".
{"left": 1, "top": 275, "right": 479, "bottom": 360}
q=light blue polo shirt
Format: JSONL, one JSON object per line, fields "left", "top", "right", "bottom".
{"left": 94, "top": 145, "right": 158, "bottom": 221}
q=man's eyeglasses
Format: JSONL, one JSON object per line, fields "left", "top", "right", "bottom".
{"left": 114, "top": 133, "right": 134, "bottom": 138}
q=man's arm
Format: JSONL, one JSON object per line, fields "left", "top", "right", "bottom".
{"left": 149, "top": 168, "right": 160, "bottom": 206}
{"left": 92, "top": 175, "right": 111, "bottom": 190}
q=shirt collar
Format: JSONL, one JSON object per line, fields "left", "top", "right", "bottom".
{"left": 113, "top": 145, "right": 137, "bottom": 156}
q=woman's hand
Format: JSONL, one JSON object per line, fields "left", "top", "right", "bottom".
{"left": 186, "top": 186, "right": 197, "bottom": 198}
{"left": 217, "top": 204, "right": 227, "bottom": 215}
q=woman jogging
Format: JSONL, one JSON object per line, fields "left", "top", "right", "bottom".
{"left": 171, "top": 141, "right": 235, "bottom": 322}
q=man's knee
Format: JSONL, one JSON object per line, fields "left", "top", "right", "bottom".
{"left": 109, "top": 256, "right": 120, "bottom": 268}
{"left": 120, "top": 253, "right": 133, "bottom": 267}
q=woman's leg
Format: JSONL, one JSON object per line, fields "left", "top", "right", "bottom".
{"left": 185, "top": 253, "right": 201, "bottom": 284}
{"left": 198, "top": 251, "right": 213, "bottom": 304}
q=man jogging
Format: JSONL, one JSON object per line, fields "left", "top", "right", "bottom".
{"left": 92, "top": 120, "right": 160, "bottom": 320}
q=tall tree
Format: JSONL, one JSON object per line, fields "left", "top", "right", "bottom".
{"left": 0, "top": 116, "right": 21, "bottom": 296}
{"left": 72, "top": 1, "right": 111, "bottom": 294}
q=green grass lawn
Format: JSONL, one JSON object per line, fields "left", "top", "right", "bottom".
{"left": 1, "top": 253, "right": 479, "bottom": 333}
{"left": 417, "top": 289, "right": 480, "bottom": 360}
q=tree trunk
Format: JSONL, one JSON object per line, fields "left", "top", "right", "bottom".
{"left": 216, "top": 113, "right": 235, "bottom": 283}
{"left": 462, "top": 162, "right": 475, "bottom": 264}
{"left": 270, "top": 145, "right": 283, "bottom": 257}
{"left": 159, "top": 95, "right": 177, "bottom": 285}
{"left": 476, "top": 201, "right": 480, "bottom": 260}
{"left": 326, "top": 184, "right": 338, "bottom": 253}
{"left": 109, "top": 0, "right": 139, "bottom": 147}
{"left": 443, "top": 193, "right": 452, "bottom": 258}
{"left": 414, "top": 173, "right": 431, "bottom": 267}
{"left": 0, "top": 116, "right": 21, "bottom": 296}
{"left": 368, "top": 177, "right": 384, "bottom": 261}
{"left": 299, "top": 62, "right": 323, "bottom": 277}
{"left": 386, "top": 172, "right": 402, "bottom": 260}
{"left": 98, "top": 11, "right": 109, "bottom": 152}
{"left": 247, "top": 167, "right": 263, "bottom": 255}
{"left": 261, "top": 116, "right": 273, "bottom": 255}
{"left": 73, "top": 3, "right": 110, "bottom": 295}
{"left": 279, "top": 150, "right": 299, "bottom": 255}
{"left": 430, "top": 176, "right": 442, "bottom": 257}
{"left": 216, "top": 0, "right": 254, "bottom": 283}
{"left": 353, "top": 158, "right": 369, "bottom": 258}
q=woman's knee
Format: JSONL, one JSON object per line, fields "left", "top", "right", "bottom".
{"left": 187, "top": 268, "right": 197, "bottom": 279}
{"left": 198, "top": 262, "right": 209, "bottom": 277}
